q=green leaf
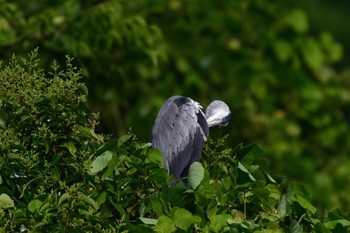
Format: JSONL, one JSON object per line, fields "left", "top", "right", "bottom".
{"left": 93, "top": 138, "right": 118, "bottom": 157}
{"left": 314, "top": 222, "right": 332, "bottom": 233}
{"left": 324, "top": 219, "right": 350, "bottom": 229}
{"left": 154, "top": 215, "right": 176, "bottom": 233}
{"left": 90, "top": 150, "right": 113, "bottom": 174}
{"left": 150, "top": 198, "right": 164, "bottom": 216}
{"left": 236, "top": 144, "right": 263, "bottom": 167}
{"left": 290, "top": 218, "right": 301, "bottom": 233}
{"left": 80, "top": 196, "right": 98, "bottom": 210}
{"left": 320, "top": 32, "right": 343, "bottom": 63}
{"left": 285, "top": 9, "right": 308, "bottom": 33}
{"left": 209, "top": 214, "right": 231, "bottom": 232}
{"left": 139, "top": 217, "right": 158, "bottom": 225}
{"left": 28, "top": 199, "right": 42, "bottom": 213}
{"left": 274, "top": 40, "right": 293, "bottom": 62}
{"left": 299, "top": 37, "right": 324, "bottom": 72}
{"left": 0, "top": 193, "right": 14, "bottom": 209}
{"left": 252, "top": 184, "right": 280, "bottom": 208}
{"left": 96, "top": 191, "right": 106, "bottom": 207}
{"left": 237, "top": 161, "right": 256, "bottom": 181}
{"left": 62, "top": 142, "right": 77, "bottom": 157}
{"left": 188, "top": 162, "right": 204, "bottom": 189}
{"left": 146, "top": 148, "right": 163, "bottom": 165}
{"left": 173, "top": 208, "right": 199, "bottom": 230}
{"left": 118, "top": 134, "right": 132, "bottom": 147}
{"left": 277, "top": 194, "right": 289, "bottom": 217}
{"left": 294, "top": 195, "right": 317, "bottom": 214}
{"left": 58, "top": 193, "right": 70, "bottom": 207}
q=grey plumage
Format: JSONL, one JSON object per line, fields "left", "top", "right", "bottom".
{"left": 151, "top": 96, "right": 231, "bottom": 182}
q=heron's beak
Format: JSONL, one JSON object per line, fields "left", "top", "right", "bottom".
{"left": 207, "top": 118, "right": 221, "bottom": 128}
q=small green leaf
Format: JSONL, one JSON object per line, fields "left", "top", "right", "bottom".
{"left": 285, "top": 9, "right": 308, "bottom": 33}
{"left": 80, "top": 196, "right": 98, "bottom": 210}
{"left": 62, "top": 142, "right": 77, "bottom": 157}
{"left": 90, "top": 151, "right": 113, "bottom": 174}
{"left": 188, "top": 162, "right": 204, "bottom": 189}
{"left": 96, "top": 191, "right": 106, "bottom": 207}
{"left": 274, "top": 40, "right": 293, "bottom": 62}
{"left": 118, "top": 134, "right": 132, "bottom": 147}
{"left": 299, "top": 37, "right": 324, "bottom": 72}
{"left": 28, "top": 199, "right": 42, "bottom": 213}
{"left": 139, "top": 217, "right": 158, "bottom": 225}
{"left": 58, "top": 193, "right": 70, "bottom": 207}
{"left": 0, "top": 193, "right": 14, "bottom": 209}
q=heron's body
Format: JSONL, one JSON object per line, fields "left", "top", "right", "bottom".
{"left": 151, "top": 96, "right": 231, "bottom": 182}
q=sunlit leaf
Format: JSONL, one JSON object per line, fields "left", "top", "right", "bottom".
{"left": 90, "top": 151, "right": 113, "bottom": 174}
{"left": 28, "top": 199, "right": 42, "bottom": 213}
{"left": 146, "top": 148, "right": 163, "bottom": 165}
{"left": 154, "top": 215, "right": 176, "bottom": 233}
{"left": 0, "top": 193, "right": 14, "bottom": 209}
{"left": 188, "top": 162, "right": 204, "bottom": 189}
{"left": 140, "top": 217, "right": 158, "bottom": 225}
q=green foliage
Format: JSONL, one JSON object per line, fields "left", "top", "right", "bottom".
{"left": 1, "top": 0, "right": 350, "bottom": 215}
{"left": 1, "top": 52, "right": 349, "bottom": 232}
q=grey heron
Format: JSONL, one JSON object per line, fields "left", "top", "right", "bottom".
{"left": 151, "top": 96, "right": 231, "bottom": 183}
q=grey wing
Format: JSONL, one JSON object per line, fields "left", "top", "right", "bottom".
{"left": 151, "top": 96, "right": 208, "bottom": 180}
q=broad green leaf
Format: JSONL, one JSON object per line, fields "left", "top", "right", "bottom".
{"left": 209, "top": 214, "right": 231, "bottom": 232}
{"left": 154, "top": 215, "right": 176, "bottom": 233}
{"left": 173, "top": 208, "right": 200, "bottom": 230}
{"left": 188, "top": 162, "right": 204, "bottom": 189}
{"left": 139, "top": 217, "right": 158, "bottom": 225}
{"left": 277, "top": 194, "right": 289, "bottom": 217}
{"left": 150, "top": 198, "right": 164, "bottom": 216}
{"left": 90, "top": 151, "right": 113, "bottom": 174}
{"left": 102, "top": 155, "right": 118, "bottom": 179}
{"left": 294, "top": 195, "right": 317, "bottom": 214}
{"left": 28, "top": 199, "right": 42, "bottom": 213}
{"left": 0, "top": 193, "right": 14, "bottom": 209}
{"left": 146, "top": 148, "right": 163, "bottom": 165}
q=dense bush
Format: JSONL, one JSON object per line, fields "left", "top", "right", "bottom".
{"left": 1, "top": 52, "right": 350, "bottom": 232}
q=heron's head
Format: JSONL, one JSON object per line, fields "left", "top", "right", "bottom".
{"left": 205, "top": 100, "right": 231, "bottom": 128}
